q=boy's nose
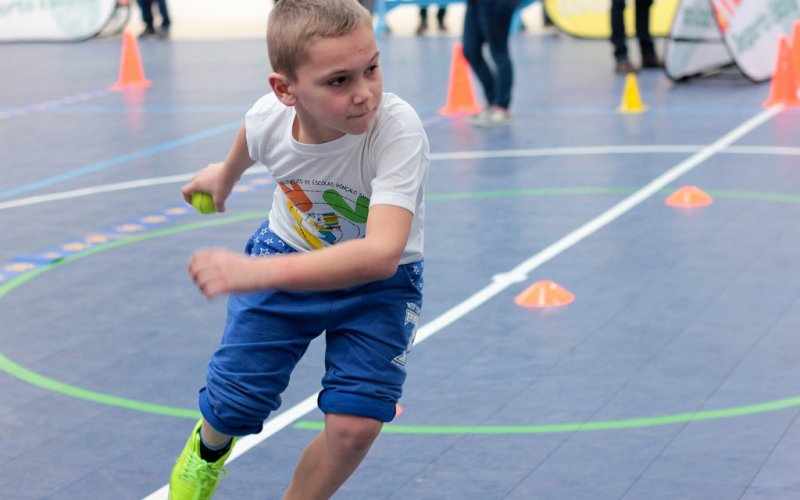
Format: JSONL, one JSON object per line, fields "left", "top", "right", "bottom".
{"left": 353, "top": 79, "right": 373, "bottom": 103}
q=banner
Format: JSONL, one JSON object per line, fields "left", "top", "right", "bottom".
{"left": 665, "top": 0, "right": 733, "bottom": 80}
{"left": 543, "top": 0, "right": 679, "bottom": 39}
{"left": 666, "top": 0, "right": 800, "bottom": 82}
{"left": 719, "top": 0, "right": 800, "bottom": 81}
{"left": 0, "top": 0, "right": 119, "bottom": 42}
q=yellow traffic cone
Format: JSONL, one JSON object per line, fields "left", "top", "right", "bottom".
{"left": 616, "top": 73, "right": 647, "bottom": 114}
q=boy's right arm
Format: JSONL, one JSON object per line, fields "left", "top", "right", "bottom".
{"left": 181, "top": 124, "right": 255, "bottom": 213}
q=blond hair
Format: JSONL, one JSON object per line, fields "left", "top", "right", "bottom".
{"left": 268, "top": 0, "right": 373, "bottom": 80}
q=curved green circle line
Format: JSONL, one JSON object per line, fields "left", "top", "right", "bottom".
{"left": 296, "top": 394, "right": 800, "bottom": 434}
{"left": 2, "top": 187, "right": 800, "bottom": 430}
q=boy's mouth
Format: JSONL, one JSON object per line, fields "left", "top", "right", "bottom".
{"left": 350, "top": 108, "right": 373, "bottom": 119}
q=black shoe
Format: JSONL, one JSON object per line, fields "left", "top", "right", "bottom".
{"left": 139, "top": 26, "right": 156, "bottom": 38}
{"left": 158, "top": 26, "right": 171, "bottom": 39}
{"left": 416, "top": 20, "right": 428, "bottom": 35}
{"left": 641, "top": 57, "right": 663, "bottom": 69}
{"left": 614, "top": 59, "right": 638, "bottom": 75}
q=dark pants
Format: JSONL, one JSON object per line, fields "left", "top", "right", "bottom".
{"left": 137, "top": 0, "right": 171, "bottom": 30}
{"left": 462, "top": 0, "right": 521, "bottom": 109}
{"left": 610, "top": 0, "right": 655, "bottom": 61}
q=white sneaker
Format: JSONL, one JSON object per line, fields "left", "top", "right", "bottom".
{"left": 471, "top": 108, "right": 510, "bottom": 127}
{"left": 466, "top": 109, "right": 491, "bottom": 125}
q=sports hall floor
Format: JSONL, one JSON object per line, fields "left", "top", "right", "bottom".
{"left": 2, "top": 16, "right": 800, "bottom": 500}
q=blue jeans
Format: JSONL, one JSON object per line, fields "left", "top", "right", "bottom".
{"left": 198, "top": 222, "right": 424, "bottom": 436}
{"left": 137, "top": 0, "right": 170, "bottom": 29}
{"left": 462, "top": 0, "right": 521, "bottom": 109}
{"left": 610, "top": 0, "right": 655, "bottom": 61}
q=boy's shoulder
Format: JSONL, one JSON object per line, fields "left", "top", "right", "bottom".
{"left": 247, "top": 92, "right": 285, "bottom": 118}
{"left": 373, "top": 93, "right": 424, "bottom": 132}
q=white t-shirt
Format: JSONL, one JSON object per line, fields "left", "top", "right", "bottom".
{"left": 245, "top": 92, "right": 429, "bottom": 264}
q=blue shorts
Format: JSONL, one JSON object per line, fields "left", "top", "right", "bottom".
{"left": 198, "top": 221, "right": 424, "bottom": 436}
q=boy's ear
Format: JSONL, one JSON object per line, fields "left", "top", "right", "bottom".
{"left": 269, "top": 72, "right": 296, "bottom": 106}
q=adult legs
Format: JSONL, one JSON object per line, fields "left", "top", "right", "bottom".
{"left": 462, "top": 0, "right": 495, "bottom": 107}
{"left": 418, "top": 6, "right": 429, "bottom": 33}
{"left": 156, "top": 0, "right": 171, "bottom": 30}
{"left": 284, "top": 413, "right": 383, "bottom": 499}
{"left": 481, "top": 0, "right": 520, "bottom": 109}
{"left": 635, "top": 0, "right": 659, "bottom": 64}
{"left": 610, "top": 0, "right": 628, "bottom": 60}
{"left": 137, "top": 0, "right": 155, "bottom": 35}
{"left": 436, "top": 5, "right": 447, "bottom": 30}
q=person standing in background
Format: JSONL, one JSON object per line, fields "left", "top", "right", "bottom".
{"left": 417, "top": 4, "right": 447, "bottom": 34}
{"left": 610, "top": 0, "right": 662, "bottom": 74}
{"left": 137, "top": 0, "right": 171, "bottom": 38}
{"left": 462, "top": 0, "right": 522, "bottom": 127}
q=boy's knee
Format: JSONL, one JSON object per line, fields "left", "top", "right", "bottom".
{"left": 325, "top": 414, "right": 383, "bottom": 453}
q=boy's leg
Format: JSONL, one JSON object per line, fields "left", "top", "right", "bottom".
{"left": 288, "top": 263, "right": 422, "bottom": 498}
{"left": 284, "top": 413, "right": 383, "bottom": 500}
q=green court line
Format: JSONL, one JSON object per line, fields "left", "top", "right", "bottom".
{"left": 294, "top": 396, "right": 800, "bottom": 434}
{"left": 2, "top": 187, "right": 800, "bottom": 424}
{"left": 0, "top": 212, "right": 263, "bottom": 417}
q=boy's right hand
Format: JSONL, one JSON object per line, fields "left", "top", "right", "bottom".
{"left": 181, "top": 162, "right": 234, "bottom": 213}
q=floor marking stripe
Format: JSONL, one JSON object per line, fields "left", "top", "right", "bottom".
{"left": 0, "top": 121, "right": 241, "bottom": 201}
{"left": 3, "top": 144, "right": 799, "bottom": 212}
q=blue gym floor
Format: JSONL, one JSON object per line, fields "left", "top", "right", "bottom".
{"left": 2, "top": 28, "right": 800, "bottom": 500}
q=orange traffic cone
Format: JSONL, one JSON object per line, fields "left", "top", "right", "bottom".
{"left": 616, "top": 73, "right": 647, "bottom": 114}
{"left": 665, "top": 185, "right": 713, "bottom": 207}
{"left": 763, "top": 35, "right": 800, "bottom": 107}
{"left": 514, "top": 280, "right": 575, "bottom": 308}
{"left": 111, "top": 32, "right": 152, "bottom": 90}
{"left": 439, "top": 42, "right": 481, "bottom": 116}
{"left": 790, "top": 21, "right": 800, "bottom": 88}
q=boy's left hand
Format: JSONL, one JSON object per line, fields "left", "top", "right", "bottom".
{"left": 188, "top": 249, "right": 261, "bottom": 299}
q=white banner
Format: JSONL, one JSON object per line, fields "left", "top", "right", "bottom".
{"left": 0, "top": 0, "right": 119, "bottom": 42}
{"left": 665, "top": 0, "right": 733, "bottom": 80}
{"left": 720, "top": 0, "right": 800, "bottom": 82}
{"left": 666, "top": 0, "right": 800, "bottom": 82}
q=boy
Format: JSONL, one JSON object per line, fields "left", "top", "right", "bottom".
{"left": 168, "top": 0, "right": 429, "bottom": 498}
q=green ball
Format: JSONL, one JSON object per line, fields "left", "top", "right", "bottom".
{"left": 191, "top": 192, "right": 216, "bottom": 215}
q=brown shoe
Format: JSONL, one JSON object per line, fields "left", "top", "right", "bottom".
{"left": 641, "top": 57, "right": 663, "bottom": 69}
{"left": 614, "top": 59, "right": 637, "bottom": 75}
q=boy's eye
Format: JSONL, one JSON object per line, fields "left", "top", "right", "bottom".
{"left": 366, "top": 65, "right": 379, "bottom": 75}
{"left": 329, "top": 77, "right": 347, "bottom": 87}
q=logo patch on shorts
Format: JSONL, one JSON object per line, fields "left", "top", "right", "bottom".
{"left": 392, "top": 303, "right": 420, "bottom": 369}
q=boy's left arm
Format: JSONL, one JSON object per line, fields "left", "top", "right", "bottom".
{"left": 189, "top": 204, "right": 412, "bottom": 299}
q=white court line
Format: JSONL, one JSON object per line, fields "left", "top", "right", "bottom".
{"left": 143, "top": 106, "right": 782, "bottom": 499}
{"left": 4, "top": 144, "right": 800, "bottom": 212}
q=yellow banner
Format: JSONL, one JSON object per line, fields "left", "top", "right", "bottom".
{"left": 544, "top": 0, "right": 679, "bottom": 39}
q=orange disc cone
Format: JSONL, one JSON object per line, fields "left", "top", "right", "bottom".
{"left": 439, "top": 42, "right": 481, "bottom": 116}
{"left": 514, "top": 280, "right": 575, "bottom": 308}
{"left": 665, "top": 185, "right": 713, "bottom": 207}
{"left": 763, "top": 35, "right": 800, "bottom": 107}
{"left": 616, "top": 73, "right": 648, "bottom": 114}
{"left": 111, "top": 32, "right": 152, "bottom": 90}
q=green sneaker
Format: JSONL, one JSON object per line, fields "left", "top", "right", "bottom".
{"left": 169, "top": 420, "right": 237, "bottom": 500}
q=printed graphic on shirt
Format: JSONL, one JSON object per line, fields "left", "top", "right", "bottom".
{"left": 279, "top": 179, "right": 369, "bottom": 248}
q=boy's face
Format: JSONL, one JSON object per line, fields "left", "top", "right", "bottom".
{"left": 282, "top": 23, "right": 382, "bottom": 144}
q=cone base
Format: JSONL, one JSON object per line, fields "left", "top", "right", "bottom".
{"left": 763, "top": 96, "right": 800, "bottom": 108}
{"left": 514, "top": 280, "right": 575, "bottom": 308}
{"left": 665, "top": 186, "right": 713, "bottom": 207}
{"left": 615, "top": 104, "right": 649, "bottom": 114}
{"left": 439, "top": 104, "right": 482, "bottom": 116}
{"left": 110, "top": 80, "right": 153, "bottom": 91}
